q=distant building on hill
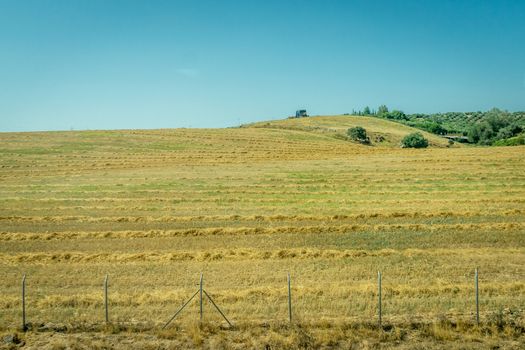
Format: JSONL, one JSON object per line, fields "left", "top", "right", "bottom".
{"left": 295, "top": 109, "right": 308, "bottom": 118}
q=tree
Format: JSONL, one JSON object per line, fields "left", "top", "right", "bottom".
{"left": 467, "top": 124, "right": 483, "bottom": 143}
{"left": 363, "top": 106, "right": 371, "bottom": 115}
{"left": 377, "top": 105, "right": 389, "bottom": 117}
{"left": 401, "top": 132, "right": 428, "bottom": 148}
{"left": 347, "top": 126, "right": 369, "bottom": 144}
{"left": 425, "top": 122, "right": 447, "bottom": 135}
{"left": 467, "top": 114, "right": 517, "bottom": 145}
{"left": 387, "top": 110, "right": 407, "bottom": 120}
{"left": 495, "top": 125, "right": 517, "bottom": 140}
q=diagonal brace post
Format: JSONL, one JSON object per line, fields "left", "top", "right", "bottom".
{"left": 162, "top": 289, "right": 199, "bottom": 329}
{"left": 203, "top": 290, "right": 233, "bottom": 327}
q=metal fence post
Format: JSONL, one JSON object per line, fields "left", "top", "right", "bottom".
{"left": 288, "top": 273, "right": 292, "bottom": 323}
{"left": 200, "top": 273, "right": 203, "bottom": 321}
{"left": 378, "top": 271, "right": 382, "bottom": 328}
{"left": 22, "top": 275, "right": 26, "bottom": 331}
{"left": 104, "top": 274, "right": 109, "bottom": 323}
{"left": 475, "top": 268, "right": 479, "bottom": 324}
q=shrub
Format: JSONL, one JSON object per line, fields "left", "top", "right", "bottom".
{"left": 401, "top": 132, "right": 428, "bottom": 148}
{"left": 425, "top": 122, "right": 448, "bottom": 135}
{"left": 492, "top": 133, "right": 525, "bottom": 146}
{"left": 389, "top": 110, "right": 407, "bottom": 120}
{"left": 380, "top": 110, "right": 407, "bottom": 120}
{"left": 347, "top": 127, "right": 370, "bottom": 144}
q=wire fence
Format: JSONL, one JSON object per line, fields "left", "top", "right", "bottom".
{"left": 2, "top": 267, "right": 522, "bottom": 332}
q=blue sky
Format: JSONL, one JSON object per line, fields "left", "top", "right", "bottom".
{"left": 1, "top": 0, "right": 524, "bottom": 131}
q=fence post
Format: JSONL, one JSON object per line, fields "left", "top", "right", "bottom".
{"left": 378, "top": 271, "right": 382, "bottom": 329}
{"left": 22, "top": 275, "right": 26, "bottom": 331}
{"left": 475, "top": 268, "right": 479, "bottom": 324}
{"left": 288, "top": 273, "right": 292, "bottom": 323}
{"left": 104, "top": 274, "right": 109, "bottom": 323}
{"left": 200, "top": 273, "right": 203, "bottom": 321}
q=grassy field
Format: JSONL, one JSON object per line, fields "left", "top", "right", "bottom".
{"left": 0, "top": 116, "right": 524, "bottom": 349}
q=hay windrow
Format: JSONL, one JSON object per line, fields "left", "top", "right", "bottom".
{"left": 3, "top": 247, "right": 524, "bottom": 264}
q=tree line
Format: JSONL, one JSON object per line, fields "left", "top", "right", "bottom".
{"left": 349, "top": 106, "right": 525, "bottom": 146}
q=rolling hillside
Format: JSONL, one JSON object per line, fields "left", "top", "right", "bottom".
{"left": 247, "top": 115, "right": 456, "bottom": 147}
{"left": 0, "top": 120, "right": 524, "bottom": 349}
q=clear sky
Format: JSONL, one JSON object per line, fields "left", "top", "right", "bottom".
{"left": 1, "top": 0, "right": 524, "bottom": 132}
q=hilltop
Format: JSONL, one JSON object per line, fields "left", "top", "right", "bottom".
{"left": 245, "top": 115, "right": 455, "bottom": 148}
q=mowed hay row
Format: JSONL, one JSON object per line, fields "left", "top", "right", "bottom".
{"left": 1, "top": 223, "right": 524, "bottom": 247}
{"left": 1, "top": 199, "right": 524, "bottom": 218}
{"left": 1, "top": 208, "right": 523, "bottom": 226}
{"left": 2, "top": 247, "right": 525, "bottom": 264}
{"left": 3, "top": 212, "right": 520, "bottom": 224}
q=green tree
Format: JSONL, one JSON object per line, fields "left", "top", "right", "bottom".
{"left": 467, "top": 124, "right": 483, "bottom": 143}
{"left": 424, "top": 122, "right": 447, "bottom": 135}
{"left": 363, "top": 106, "right": 371, "bottom": 115}
{"left": 347, "top": 126, "right": 368, "bottom": 142}
{"left": 387, "top": 110, "right": 407, "bottom": 120}
{"left": 467, "top": 114, "right": 517, "bottom": 145}
{"left": 492, "top": 133, "right": 525, "bottom": 146}
{"left": 401, "top": 132, "right": 428, "bottom": 148}
{"left": 377, "top": 105, "right": 389, "bottom": 117}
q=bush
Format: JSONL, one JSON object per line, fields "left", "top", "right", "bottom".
{"left": 492, "top": 133, "right": 525, "bottom": 146}
{"left": 347, "top": 127, "right": 369, "bottom": 144}
{"left": 401, "top": 132, "right": 428, "bottom": 148}
{"left": 379, "top": 110, "right": 407, "bottom": 120}
{"left": 425, "top": 122, "right": 448, "bottom": 135}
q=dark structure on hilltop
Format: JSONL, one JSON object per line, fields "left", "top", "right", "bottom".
{"left": 295, "top": 109, "right": 308, "bottom": 118}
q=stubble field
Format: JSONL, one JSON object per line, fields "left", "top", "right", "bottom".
{"left": 0, "top": 116, "right": 524, "bottom": 349}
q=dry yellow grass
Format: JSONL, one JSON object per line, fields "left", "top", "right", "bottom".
{"left": 0, "top": 116, "right": 524, "bottom": 348}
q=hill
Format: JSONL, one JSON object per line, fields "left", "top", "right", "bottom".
{"left": 347, "top": 107, "right": 525, "bottom": 145}
{"left": 246, "top": 115, "right": 455, "bottom": 147}
{"left": 0, "top": 125, "right": 524, "bottom": 349}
